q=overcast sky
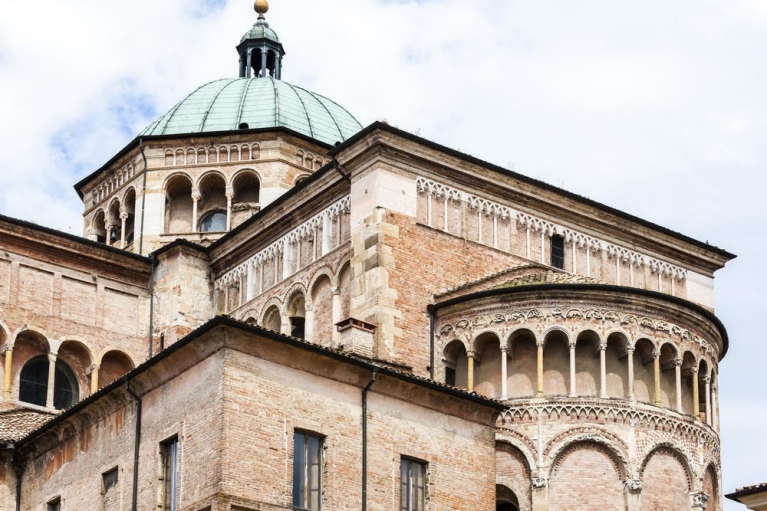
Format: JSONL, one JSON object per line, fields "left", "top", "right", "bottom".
{"left": 0, "top": 1, "right": 764, "bottom": 506}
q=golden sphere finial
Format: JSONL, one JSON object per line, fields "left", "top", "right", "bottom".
{"left": 254, "top": 0, "right": 269, "bottom": 15}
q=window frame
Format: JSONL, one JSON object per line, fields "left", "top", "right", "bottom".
{"left": 293, "top": 431, "right": 323, "bottom": 510}
{"left": 550, "top": 234, "right": 565, "bottom": 269}
{"left": 160, "top": 436, "right": 179, "bottom": 511}
{"left": 47, "top": 497, "right": 61, "bottom": 511}
{"left": 400, "top": 457, "right": 426, "bottom": 511}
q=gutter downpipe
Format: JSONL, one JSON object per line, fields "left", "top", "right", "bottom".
{"left": 137, "top": 138, "right": 149, "bottom": 256}
{"left": 11, "top": 447, "right": 21, "bottom": 511}
{"left": 125, "top": 378, "right": 142, "bottom": 511}
{"left": 361, "top": 369, "right": 378, "bottom": 511}
{"left": 148, "top": 253, "right": 156, "bottom": 359}
{"left": 428, "top": 306, "right": 436, "bottom": 380}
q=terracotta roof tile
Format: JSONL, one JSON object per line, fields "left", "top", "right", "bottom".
{"left": 0, "top": 408, "right": 56, "bottom": 443}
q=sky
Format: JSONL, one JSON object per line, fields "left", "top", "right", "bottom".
{"left": 0, "top": 0, "right": 764, "bottom": 506}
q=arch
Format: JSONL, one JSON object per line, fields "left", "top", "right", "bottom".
{"left": 702, "top": 464, "right": 719, "bottom": 511}
{"left": 681, "top": 350, "right": 697, "bottom": 415}
{"left": 639, "top": 445, "right": 693, "bottom": 510}
{"left": 175, "top": 148, "right": 185, "bottom": 165}
{"left": 658, "top": 341, "right": 678, "bottom": 408}
{"left": 122, "top": 187, "right": 137, "bottom": 247}
{"left": 337, "top": 261, "right": 352, "bottom": 321}
{"left": 549, "top": 440, "right": 627, "bottom": 510}
{"left": 197, "top": 171, "right": 228, "bottom": 232}
{"left": 164, "top": 173, "right": 194, "bottom": 233}
{"left": 57, "top": 339, "right": 90, "bottom": 401}
{"left": 495, "top": 441, "right": 531, "bottom": 511}
{"left": 92, "top": 209, "right": 107, "bottom": 243}
{"left": 543, "top": 329, "right": 569, "bottom": 396}
{"left": 106, "top": 199, "right": 122, "bottom": 245}
{"left": 165, "top": 149, "right": 174, "bottom": 166}
{"left": 240, "top": 144, "right": 250, "bottom": 160}
{"left": 286, "top": 288, "right": 307, "bottom": 339}
{"left": 262, "top": 303, "right": 282, "bottom": 333}
{"left": 506, "top": 329, "right": 537, "bottom": 399}
{"left": 98, "top": 350, "right": 135, "bottom": 389}
{"left": 219, "top": 145, "right": 229, "bottom": 162}
{"left": 443, "top": 339, "right": 468, "bottom": 388}
{"left": 197, "top": 147, "right": 207, "bottom": 164}
{"left": 251, "top": 143, "right": 261, "bottom": 160}
{"left": 310, "top": 272, "right": 333, "bottom": 348}
{"left": 698, "top": 359, "right": 710, "bottom": 421}
{"left": 231, "top": 170, "right": 261, "bottom": 229}
{"left": 632, "top": 338, "right": 656, "bottom": 404}
{"left": 605, "top": 331, "right": 629, "bottom": 399}
{"left": 474, "top": 331, "right": 502, "bottom": 398}
{"left": 187, "top": 147, "right": 196, "bottom": 164}
{"left": 495, "top": 485, "right": 519, "bottom": 511}
{"left": 230, "top": 145, "right": 240, "bottom": 162}
{"left": 574, "top": 329, "right": 601, "bottom": 397}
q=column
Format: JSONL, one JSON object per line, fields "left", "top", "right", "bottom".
{"left": 331, "top": 289, "right": 341, "bottom": 347}
{"left": 568, "top": 341, "right": 576, "bottom": 397}
{"left": 536, "top": 341, "right": 544, "bottom": 397}
{"left": 192, "top": 191, "right": 201, "bottom": 232}
{"left": 246, "top": 262, "right": 255, "bottom": 301}
{"left": 599, "top": 342, "right": 608, "bottom": 398}
{"left": 89, "top": 364, "right": 100, "bottom": 395}
{"left": 674, "top": 359, "right": 683, "bottom": 413}
{"left": 652, "top": 349, "right": 661, "bottom": 406}
{"left": 304, "top": 303, "right": 314, "bottom": 344}
{"left": 626, "top": 347, "right": 635, "bottom": 401}
{"left": 321, "top": 213, "right": 331, "bottom": 254}
{"left": 245, "top": 50, "right": 253, "bottom": 78}
{"left": 3, "top": 347, "right": 12, "bottom": 400}
{"left": 46, "top": 352, "right": 57, "bottom": 409}
{"left": 692, "top": 367, "right": 700, "bottom": 419}
{"left": 704, "top": 376, "right": 712, "bottom": 426}
{"left": 711, "top": 384, "right": 719, "bottom": 430}
{"left": 531, "top": 477, "right": 549, "bottom": 511}
{"left": 261, "top": 50, "right": 268, "bottom": 78}
{"left": 467, "top": 351, "right": 475, "bottom": 392}
{"left": 105, "top": 223, "right": 114, "bottom": 246}
{"left": 500, "top": 345, "right": 509, "bottom": 400}
{"left": 119, "top": 213, "right": 128, "bottom": 248}
{"left": 226, "top": 190, "right": 234, "bottom": 231}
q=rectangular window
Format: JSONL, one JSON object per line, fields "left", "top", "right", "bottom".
{"left": 550, "top": 234, "right": 565, "bottom": 269}
{"left": 102, "top": 467, "right": 119, "bottom": 492}
{"left": 400, "top": 458, "right": 426, "bottom": 511}
{"left": 161, "top": 437, "right": 178, "bottom": 511}
{"left": 47, "top": 497, "right": 61, "bottom": 511}
{"left": 445, "top": 366, "right": 456, "bottom": 387}
{"left": 293, "top": 432, "right": 322, "bottom": 510}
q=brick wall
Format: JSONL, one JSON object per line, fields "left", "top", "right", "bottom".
{"left": 549, "top": 443, "right": 624, "bottom": 511}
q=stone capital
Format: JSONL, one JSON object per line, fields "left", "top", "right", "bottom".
{"left": 623, "top": 479, "right": 643, "bottom": 494}
{"left": 691, "top": 492, "right": 710, "bottom": 508}
{"left": 531, "top": 477, "right": 549, "bottom": 489}
{"left": 599, "top": 343, "right": 607, "bottom": 351}
{"left": 47, "top": 352, "right": 58, "bottom": 363}
{"left": 673, "top": 358, "right": 683, "bottom": 367}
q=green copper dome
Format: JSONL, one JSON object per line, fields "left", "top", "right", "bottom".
{"left": 140, "top": 78, "right": 362, "bottom": 146}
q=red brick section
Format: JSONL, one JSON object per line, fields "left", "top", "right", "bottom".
{"left": 640, "top": 449, "right": 690, "bottom": 511}
{"left": 549, "top": 443, "right": 624, "bottom": 511}
{"left": 703, "top": 466, "right": 718, "bottom": 511}
{"left": 390, "top": 214, "right": 528, "bottom": 376}
{"left": 496, "top": 443, "right": 531, "bottom": 509}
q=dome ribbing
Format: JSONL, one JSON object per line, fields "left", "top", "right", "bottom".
{"left": 139, "top": 78, "right": 362, "bottom": 146}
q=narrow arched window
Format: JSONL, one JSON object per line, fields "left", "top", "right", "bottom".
{"left": 550, "top": 234, "right": 565, "bottom": 269}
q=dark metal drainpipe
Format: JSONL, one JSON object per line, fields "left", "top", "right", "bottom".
{"left": 428, "top": 306, "right": 436, "bottom": 380}
{"left": 361, "top": 369, "right": 378, "bottom": 511}
{"left": 148, "top": 254, "right": 156, "bottom": 359}
{"left": 12, "top": 448, "right": 21, "bottom": 511}
{"left": 125, "top": 378, "right": 142, "bottom": 511}
{"left": 137, "top": 138, "right": 149, "bottom": 256}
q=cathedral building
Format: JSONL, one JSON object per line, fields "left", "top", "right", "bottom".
{"left": 0, "top": 2, "right": 734, "bottom": 510}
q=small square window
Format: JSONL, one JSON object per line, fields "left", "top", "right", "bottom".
{"left": 400, "top": 458, "right": 426, "bottom": 511}
{"left": 445, "top": 367, "right": 456, "bottom": 387}
{"left": 47, "top": 497, "right": 61, "bottom": 511}
{"left": 293, "top": 431, "right": 322, "bottom": 510}
{"left": 102, "top": 467, "right": 118, "bottom": 493}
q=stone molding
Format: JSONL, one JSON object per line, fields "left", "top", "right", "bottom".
{"left": 438, "top": 305, "right": 719, "bottom": 360}
{"left": 416, "top": 176, "right": 687, "bottom": 281}
{"left": 216, "top": 196, "right": 350, "bottom": 290}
